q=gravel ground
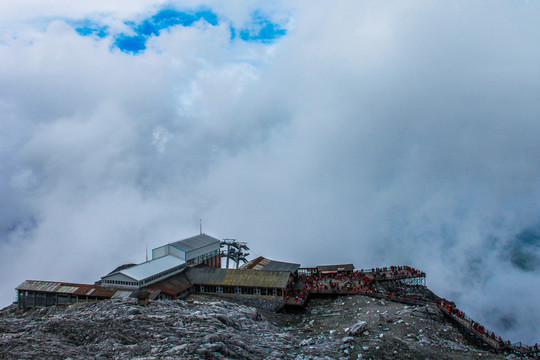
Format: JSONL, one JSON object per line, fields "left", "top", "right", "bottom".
{"left": 278, "top": 295, "right": 509, "bottom": 359}
{"left": 0, "top": 293, "right": 512, "bottom": 360}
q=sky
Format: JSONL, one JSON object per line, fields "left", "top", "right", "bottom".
{"left": 1, "top": 0, "right": 539, "bottom": 344}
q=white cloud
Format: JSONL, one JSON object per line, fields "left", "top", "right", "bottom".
{"left": 1, "top": 0, "right": 539, "bottom": 344}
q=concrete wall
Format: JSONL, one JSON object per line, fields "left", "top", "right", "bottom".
{"left": 185, "top": 243, "right": 219, "bottom": 263}
{"left": 101, "top": 273, "right": 138, "bottom": 288}
{"left": 102, "top": 273, "right": 136, "bottom": 282}
{"left": 152, "top": 245, "right": 169, "bottom": 259}
{"left": 18, "top": 291, "right": 104, "bottom": 310}
{"left": 153, "top": 244, "right": 185, "bottom": 261}
{"left": 168, "top": 245, "right": 185, "bottom": 260}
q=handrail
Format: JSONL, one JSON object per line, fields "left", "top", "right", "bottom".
{"left": 286, "top": 265, "right": 538, "bottom": 357}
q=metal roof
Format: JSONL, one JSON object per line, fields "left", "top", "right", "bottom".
{"left": 264, "top": 260, "right": 300, "bottom": 273}
{"left": 242, "top": 256, "right": 300, "bottom": 273}
{"left": 316, "top": 264, "right": 355, "bottom": 273}
{"left": 104, "top": 263, "right": 137, "bottom": 276}
{"left": 16, "top": 280, "right": 126, "bottom": 298}
{"left": 117, "top": 255, "right": 186, "bottom": 281}
{"left": 144, "top": 271, "right": 192, "bottom": 296}
{"left": 169, "top": 234, "right": 220, "bottom": 252}
{"left": 241, "top": 256, "right": 265, "bottom": 269}
{"left": 186, "top": 267, "right": 291, "bottom": 288}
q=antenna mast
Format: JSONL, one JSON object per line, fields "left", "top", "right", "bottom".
{"left": 200, "top": 219, "right": 203, "bottom": 235}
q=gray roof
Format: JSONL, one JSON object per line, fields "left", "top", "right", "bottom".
{"left": 263, "top": 260, "right": 300, "bottom": 273}
{"left": 144, "top": 271, "right": 192, "bottom": 296}
{"left": 114, "top": 255, "right": 185, "bottom": 281}
{"left": 186, "top": 267, "right": 291, "bottom": 289}
{"left": 241, "top": 256, "right": 300, "bottom": 273}
{"left": 170, "top": 234, "right": 220, "bottom": 252}
{"left": 16, "top": 280, "right": 132, "bottom": 298}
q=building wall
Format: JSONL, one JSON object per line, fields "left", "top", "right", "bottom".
{"left": 202, "top": 254, "right": 221, "bottom": 268}
{"left": 185, "top": 243, "right": 220, "bottom": 264}
{"left": 18, "top": 291, "right": 104, "bottom": 310}
{"left": 101, "top": 272, "right": 138, "bottom": 288}
{"left": 153, "top": 244, "right": 186, "bottom": 261}
{"left": 195, "top": 285, "right": 283, "bottom": 298}
{"left": 153, "top": 240, "right": 220, "bottom": 266}
{"left": 168, "top": 245, "right": 185, "bottom": 260}
{"left": 152, "top": 245, "right": 169, "bottom": 259}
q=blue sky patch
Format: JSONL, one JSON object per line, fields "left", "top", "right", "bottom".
{"left": 116, "top": 8, "right": 219, "bottom": 53}
{"left": 233, "top": 11, "right": 287, "bottom": 43}
{"left": 133, "top": 9, "right": 218, "bottom": 38}
{"left": 114, "top": 35, "right": 147, "bottom": 53}
{"left": 73, "top": 20, "right": 109, "bottom": 38}
{"left": 71, "top": 7, "right": 287, "bottom": 54}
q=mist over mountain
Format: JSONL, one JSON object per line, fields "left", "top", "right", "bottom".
{"left": 0, "top": 0, "right": 539, "bottom": 344}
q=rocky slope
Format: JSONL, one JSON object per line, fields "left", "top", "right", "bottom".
{"left": 0, "top": 294, "right": 511, "bottom": 360}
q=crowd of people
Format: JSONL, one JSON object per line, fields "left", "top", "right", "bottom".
{"left": 291, "top": 266, "right": 427, "bottom": 299}
{"left": 284, "top": 265, "right": 538, "bottom": 355}
{"left": 433, "top": 299, "right": 540, "bottom": 354}
{"left": 284, "top": 288, "right": 307, "bottom": 304}
{"left": 299, "top": 271, "right": 373, "bottom": 294}
{"left": 286, "top": 266, "right": 426, "bottom": 304}
{"left": 374, "top": 288, "right": 538, "bottom": 354}
{"left": 281, "top": 265, "right": 538, "bottom": 356}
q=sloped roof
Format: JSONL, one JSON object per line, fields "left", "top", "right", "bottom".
{"left": 105, "top": 263, "right": 137, "bottom": 276}
{"left": 144, "top": 271, "right": 192, "bottom": 296}
{"left": 242, "top": 256, "right": 300, "bottom": 273}
{"left": 170, "top": 234, "right": 220, "bottom": 252}
{"left": 108, "top": 255, "right": 185, "bottom": 281}
{"left": 187, "top": 267, "right": 291, "bottom": 288}
{"left": 16, "top": 280, "right": 129, "bottom": 298}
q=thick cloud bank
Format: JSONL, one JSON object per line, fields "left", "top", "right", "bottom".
{"left": 1, "top": 1, "right": 539, "bottom": 343}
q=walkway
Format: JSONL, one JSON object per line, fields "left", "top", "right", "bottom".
{"left": 284, "top": 265, "right": 538, "bottom": 358}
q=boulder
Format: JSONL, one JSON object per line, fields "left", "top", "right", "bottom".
{"left": 379, "top": 313, "right": 393, "bottom": 323}
{"left": 411, "top": 305, "right": 443, "bottom": 321}
{"left": 347, "top": 321, "right": 368, "bottom": 336}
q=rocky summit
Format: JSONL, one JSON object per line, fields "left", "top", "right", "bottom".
{"left": 0, "top": 294, "right": 512, "bottom": 360}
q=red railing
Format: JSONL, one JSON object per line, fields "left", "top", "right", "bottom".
{"left": 284, "top": 265, "right": 538, "bottom": 357}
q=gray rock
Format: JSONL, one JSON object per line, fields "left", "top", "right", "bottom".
{"left": 0, "top": 291, "right": 511, "bottom": 360}
{"left": 342, "top": 336, "right": 355, "bottom": 343}
{"left": 379, "top": 313, "right": 394, "bottom": 323}
{"left": 411, "top": 305, "right": 443, "bottom": 321}
{"left": 347, "top": 321, "right": 368, "bottom": 336}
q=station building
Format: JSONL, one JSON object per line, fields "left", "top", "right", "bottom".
{"left": 100, "top": 234, "right": 221, "bottom": 289}
{"left": 16, "top": 280, "right": 132, "bottom": 310}
{"left": 186, "top": 266, "right": 293, "bottom": 298}
{"left": 15, "top": 234, "right": 303, "bottom": 309}
{"left": 152, "top": 234, "right": 221, "bottom": 267}
{"left": 100, "top": 255, "right": 187, "bottom": 289}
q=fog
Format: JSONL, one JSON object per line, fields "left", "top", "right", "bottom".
{"left": 0, "top": 1, "right": 538, "bottom": 343}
